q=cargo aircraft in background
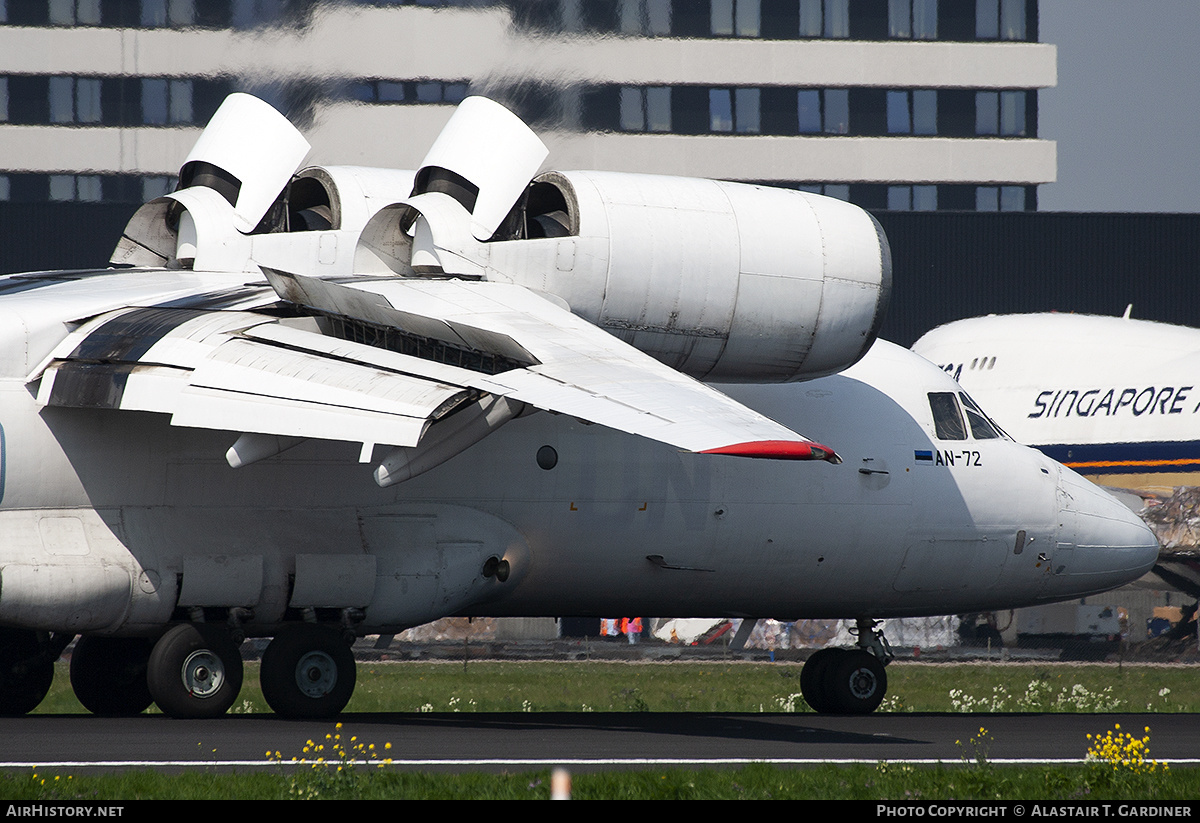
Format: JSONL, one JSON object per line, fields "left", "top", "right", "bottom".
{"left": 0, "top": 95, "right": 1158, "bottom": 720}
{"left": 914, "top": 311, "right": 1200, "bottom": 598}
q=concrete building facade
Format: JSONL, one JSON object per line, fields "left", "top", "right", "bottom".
{"left": 0, "top": 0, "right": 1055, "bottom": 211}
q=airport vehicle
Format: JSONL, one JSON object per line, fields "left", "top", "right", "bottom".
{"left": 0, "top": 97, "right": 1158, "bottom": 720}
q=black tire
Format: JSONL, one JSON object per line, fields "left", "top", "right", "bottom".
{"left": 829, "top": 649, "right": 887, "bottom": 715}
{"left": 147, "top": 624, "right": 243, "bottom": 719}
{"left": 0, "top": 629, "right": 54, "bottom": 716}
{"left": 261, "top": 625, "right": 356, "bottom": 720}
{"left": 800, "top": 648, "right": 844, "bottom": 714}
{"left": 70, "top": 636, "right": 154, "bottom": 716}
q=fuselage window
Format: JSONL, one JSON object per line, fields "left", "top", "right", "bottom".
{"left": 928, "top": 391, "right": 967, "bottom": 440}
{"left": 958, "top": 392, "right": 1001, "bottom": 439}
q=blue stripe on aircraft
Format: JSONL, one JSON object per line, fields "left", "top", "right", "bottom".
{"left": 1038, "top": 440, "right": 1200, "bottom": 474}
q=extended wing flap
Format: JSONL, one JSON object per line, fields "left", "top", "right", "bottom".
{"left": 172, "top": 339, "right": 470, "bottom": 445}
{"left": 35, "top": 305, "right": 475, "bottom": 449}
{"left": 263, "top": 269, "right": 838, "bottom": 460}
{"left": 171, "top": 385, "right": 434, "bottom": 445}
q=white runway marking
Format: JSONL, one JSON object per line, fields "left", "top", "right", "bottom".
{"left": 5, "top": 758, "right": 1200, "bottom": 769}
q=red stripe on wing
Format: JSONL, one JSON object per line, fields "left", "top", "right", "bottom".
{"left": 699, "top": 440, "right": 841, "bottom": 463}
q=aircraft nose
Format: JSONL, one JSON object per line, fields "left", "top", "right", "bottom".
{"left": 1051, "top": 467, "right": 1159, "bottom": 596}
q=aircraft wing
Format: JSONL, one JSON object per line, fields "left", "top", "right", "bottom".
{"left": 33, "top": 305, "right": 473, "bottom": 448}
{"left": 262, "top": 269, "right": 839, "bottom": 461}
{"left": 33, "top": 273, "right": 839, "bottom": 472}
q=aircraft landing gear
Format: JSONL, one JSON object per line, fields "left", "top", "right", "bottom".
{"left": 260, "top": 624, "right": 356, "bottom": 719}
{"left": 70, "top": 636, "right": 155, "bottom": 716}
{"left": 0, "top": 629, "right": 61, "bottom": 716}
{"left": 800, "top": 618, "right": 892, "bottom": 714}
{"left": 147, "top": 624, "right": 244, "bottom": 719}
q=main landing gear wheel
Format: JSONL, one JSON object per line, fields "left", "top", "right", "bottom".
{"left": 0, "top": 629, "right": 55, "bottom": 716}
{"left": 70, "top": 636, "right": 154, "bottom": 716}
{"left": 260, "top": 625, "right": 356, "bottom": 719}
{"left": 828, "top": 649, "right": 887, "bottom": 714}
{"left": 147, "top": 624, "right": 243, "bottom": 719}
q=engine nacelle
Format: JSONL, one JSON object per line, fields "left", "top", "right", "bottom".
{"left": 112, "top": 164, "right": 418, "bottom": 275}
{"left": 505, "top": 171, "right": 890, "bottom": 382}
{"left": 357, "top": 170, "right": 891, "bottom": 383}
{"left": 109, "top": 93, "right": 416, "bottom": 275}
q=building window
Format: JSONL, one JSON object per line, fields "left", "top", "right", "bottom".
{"left": 913, "top": 184, "right": 938, "bottom": 210}
{"left": 49, "top": 174, "right": 73, "bottom": 201}
{"left": 142, "top": 78, "right": 193, "bottom": 124}
{"left": 0, "top": 173, "right": 184, "bottom": 203}
{"left": 977, "top": 0, "right": 1026, "bottom": 40}
{"left": 48, "top": 76, "right": 101, "bottom": 124}
{"left": 889, "top": 0, "right": 937, "bottom": 39}
{"left": 141, "top": 0, "right": 196, "bottom": 27}
{"left": 797, "top": 88, "right": 850, "bottom": 134}
{"left": 76, "top": 174, "right": 102, "bottom": 201}
{"left": 886, "top": 89, "right": 937, "bottom": 135}
{"left": 976, "top": 185, "right": 1026, "bottom": 211}
{"left": 49, "top": 0, "right": 102, "bottom": 25}
{"left": 142, "top": 175, "right": 173, "bottom": 201}
{"left": 416, "top": 82, "right": 443, "bottom": 103}
{"left": 0, "top": 77, "right": 6, "bottom": 122}
{"left": 711, "top": 0, "right": 760, "bottom": 37}
{"left": 620, "top": 0, "right": 671, "bottom": 35}
{"left": 797, "top": 0, "right": 849, "bottom": 38}
{"left": 886, "top": 91, "right": 909, "bottom": 133}
{"left": 976, "top": 90, "right": 1026, "bottom": 136}
{"left": 999, "top": 185, "right": 1025, "bottom": 211}
{"left": 620, "top": 86, "right": 671, "bottom": 132}
{"left": 231, "top": 0, "right": 286, "bottom": 29}
{"left": 710, "top": 87, "right": 760, "bottom": 133}
{"left": 377, "top": 81, "right": 405, "bottom": 102}
{"left": 887, "top": 184, "right": 937, "bottom": 210}
{"left": 824, "top": 183, "right": 850, "bottom": 201}
{"left": 49, "top": 173, "right": 102, "bottom": 202}
{"left": 797, "top": 90, "right": 820, "bottom": 132}
{"left": 141, "top": 0, "right": 167, "bottom": 26}
{"left": 48, "top": 77, "right": 72, "bottom": 123}
{"left": 349, "top": 80, "right": 468, "bottom": 105}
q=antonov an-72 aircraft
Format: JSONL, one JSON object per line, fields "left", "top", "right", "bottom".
{"left": 0, "top": 95, "right": 1157, "bottom": 719}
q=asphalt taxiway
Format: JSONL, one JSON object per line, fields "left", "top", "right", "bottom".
{"left": 3, "top": 712, "right": 1198, "bottom": 772}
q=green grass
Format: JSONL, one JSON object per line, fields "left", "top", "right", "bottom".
{"left": 34, "top": 659, "right": 1200, "bottom": 715}
{"left": 16, "top": 660, "right": 1199, "bottom": 799}
{"left": 3, "top": 763, "right": 1198, "bottom": 801}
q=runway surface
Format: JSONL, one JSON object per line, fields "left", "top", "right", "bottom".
{"left": 3, "top": 712, "right": 1198, "bottom": 772}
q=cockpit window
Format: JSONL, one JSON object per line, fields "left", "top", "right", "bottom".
{"left": 959, "top": 392, "right": 1002, "bottom": 440}
{"left": 928, "top": 392, "right": 967, "bottom": 440}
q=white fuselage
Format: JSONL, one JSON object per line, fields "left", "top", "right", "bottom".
{"left": 0, "top": 275, "right": 1158, "bottom": 637}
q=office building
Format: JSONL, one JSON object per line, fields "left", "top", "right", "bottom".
{"left": 0, "top": 0, "right": 1054, "bottom": 211}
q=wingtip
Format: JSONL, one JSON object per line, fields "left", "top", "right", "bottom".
{"left": 699, "top": 440, "right": 841, "bottom": 463}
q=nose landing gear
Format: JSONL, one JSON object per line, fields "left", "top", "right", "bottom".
{"left": 800, "top": 618, "right": 892, "bottom": 714}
